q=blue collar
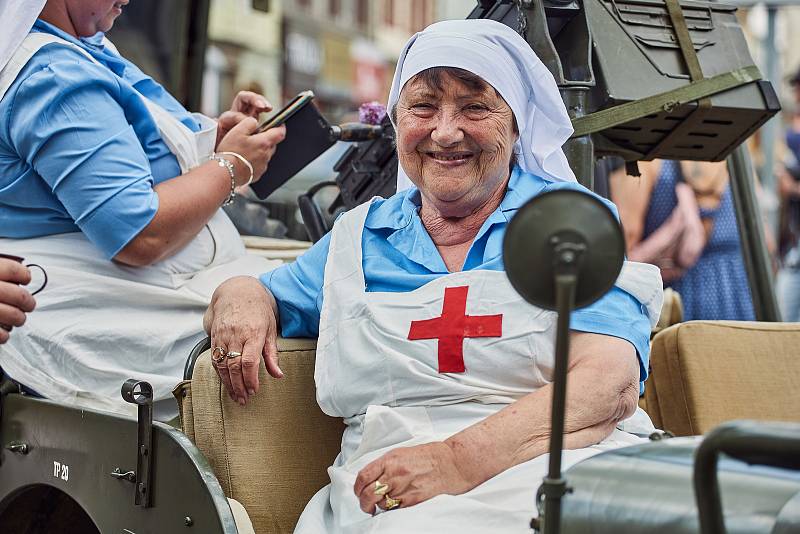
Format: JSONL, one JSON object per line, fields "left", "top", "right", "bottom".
{"left": 366, "top": 165, "right": 547, "bottom": 230}
{"left": 33, "top": 20, "right": 105, "bottom": 51}
{"left": 365, "top": 166, "right": 550, "bottom": 272}
{"left": 32, "top": 19, "right": 138, "bottom": 82}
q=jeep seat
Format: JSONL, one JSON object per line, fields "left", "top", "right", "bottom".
{"left": 644, "top": 320, "right": 800, "bottom": 436}
{"left": 175, "top": 338, "right": 343, "bottom": 534}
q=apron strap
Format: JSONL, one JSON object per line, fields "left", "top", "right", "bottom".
{"left": 0, "top": 31, "right": 216, "bottom": 171}
{"left": 323, "top": 200, "right": 375, "bottom": 289}
{"left": 0, "top": 33, "right": 94, "bottom": 101}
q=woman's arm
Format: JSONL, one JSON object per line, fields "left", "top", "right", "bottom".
{"left": 204, "top": 231, "right": 333, "bottom": 404}
{"left": 203, "top": 276, "right": 283, "bottom": 405}
{"left": 609, "top": 161, "right": 659, "bottom": 253}
{"left": 115, "top": 94, "right": 285, "bottom": 266}
{"left": 445, "top": 332, "right": 639, "bottom": 483}
{"left": 354, "top": 332, "right": 640, "bottom": 511}
{"left": 114, "top": 120, "right": 285, "bottom": 266}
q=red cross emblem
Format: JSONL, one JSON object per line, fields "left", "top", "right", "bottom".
{"left": 407, "top": 285, "right": 503, "bottom": 373}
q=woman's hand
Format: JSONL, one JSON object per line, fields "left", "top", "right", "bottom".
{"left": 215, "top": 91, "right": 273, "bottom": 149}
{"left": 354, "top": 442, "right": 474, "bottom": 514}
{"left": 0, "top": 259, "right": 36, "bottom": 344}
{"left": 203, "top": 276, "right": 283, "bottom": 405}
{"left": 216, "top": 118, "right": 286, "bottom": 184}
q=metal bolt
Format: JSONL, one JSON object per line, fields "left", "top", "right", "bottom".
{"left": 138, "top": 482, "right": 147, "bottom": 495}
{"left": 6, "top": 442, "right": 29, "bottom": 454}
{"left": 184, "top": 517, "right": 194, "bottom": 527}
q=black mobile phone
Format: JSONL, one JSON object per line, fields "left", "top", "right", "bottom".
{"left": 256, "top": 90, "right": 315, "bottom": 132}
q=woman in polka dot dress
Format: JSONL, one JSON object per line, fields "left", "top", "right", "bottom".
{"left": 611, "top": 159, "right": 755, "bottom": 321}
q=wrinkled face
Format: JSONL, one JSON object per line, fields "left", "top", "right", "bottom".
{"left": 64, "top": 0, "right": 129, "bottom": 35}
{"left": 395, "top": 69, "right": 518, "bottom": 218}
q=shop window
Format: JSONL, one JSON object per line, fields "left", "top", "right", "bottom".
{"left": 252, "top": 0, "right": 269, "bottom": 12}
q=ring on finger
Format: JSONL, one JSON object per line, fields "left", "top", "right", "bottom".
{"left": 226, "top": 351, "right": 243, "bottom": 359}
{"left": 212, "top": 346, "right": 227, "bottom": 363}
{"left": 374, "top": 481, "right": 389, "bottom": 496}
{"left": 384, "top": 495, "right": 401, "bottom": 510}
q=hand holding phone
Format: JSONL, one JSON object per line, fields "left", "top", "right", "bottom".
{"left": 257, "top": 90, "right": 315, "bottom": 133}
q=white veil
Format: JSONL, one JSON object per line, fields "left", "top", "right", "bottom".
{"left": 387, "top": 19, "right": 577, "bottom": 191}
{"left": 0, "top": 0, "right": 47, "bottom": 73}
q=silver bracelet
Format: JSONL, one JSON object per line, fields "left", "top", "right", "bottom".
{"left": 210, "top": 154, "right": 237, "bottom": 206}
{"left": 216, "top": 151, "right": 255, "bottom": 186}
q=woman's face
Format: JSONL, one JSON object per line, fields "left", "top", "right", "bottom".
{"left": 395, "top": 71, "right": 518, "bottom": 218}
{"left": 64, "top": 0, "right": 129, "bottom": 35}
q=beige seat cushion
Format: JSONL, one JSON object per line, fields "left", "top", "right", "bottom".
{"left": 175, "top": 337, "right": 344, "bottom": 534}
{"left": 645, "top": 321, "right": 800, "bottom": 436}
{"left": 652, "top": 288, "right": 683, "bottom": 336}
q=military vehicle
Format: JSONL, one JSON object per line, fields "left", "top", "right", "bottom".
{"left": 1, "top": 1, "right": 798, "bottom": 533}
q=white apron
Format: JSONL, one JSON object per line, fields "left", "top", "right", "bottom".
{"left": 0, "top": 33, "right": 281, "bottom": 417}
{"left": 295, "top": 200, "right": 662, "bottom": 534}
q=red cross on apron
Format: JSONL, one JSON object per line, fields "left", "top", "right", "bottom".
{"left": 407, "top": 285, "right": 503, "bottom": 373}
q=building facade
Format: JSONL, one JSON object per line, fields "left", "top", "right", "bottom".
{"left": 203, "top": 0, "right": 453, "bottom": 120}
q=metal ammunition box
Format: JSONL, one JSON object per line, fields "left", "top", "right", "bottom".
{"left": 586, "top": 0, "right": 780, "bottom": 161}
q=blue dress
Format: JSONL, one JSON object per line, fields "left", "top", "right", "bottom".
{"left": 644, "top": 161, "right": 754, "bottom": 321}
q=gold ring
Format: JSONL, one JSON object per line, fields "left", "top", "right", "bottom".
{"left": 211, "top": 346, "right": 227, "bottom": 363}
{"left": 384, "top": 495, "right": 401, "bottom": 510}
{"left": 226, "top": 351, "right": 243, "bottom": 359}
{"left": 374, "top": 481, "right": 389, "bottom": 496}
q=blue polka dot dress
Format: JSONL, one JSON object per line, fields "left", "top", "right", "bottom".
{"left": 643, "top": 160, "right": 755, "bottom": 321}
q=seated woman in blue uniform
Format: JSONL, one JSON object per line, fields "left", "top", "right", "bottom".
{"left": 0, "top": 0, "right": 284, "bottom": 417}
{"left": 204, "top": 19, "right": 663, "bottom": 534}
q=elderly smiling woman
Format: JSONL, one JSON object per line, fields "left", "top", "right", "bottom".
{"left": 204, "top": 19, "right": 662, "bottom": 534}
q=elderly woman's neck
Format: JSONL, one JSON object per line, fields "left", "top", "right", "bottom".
{"left": 39, "top": 2, "right": 79, "bottom": 38}
{"left": 420, "top": 183, "right": 507, "bottom": 271}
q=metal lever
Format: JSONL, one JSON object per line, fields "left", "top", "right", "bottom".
{"left": 121, "top": 379, "right": 154, "bottom": 508}
{"left": 110, "top": 468, "right": 137, "bottom": 483}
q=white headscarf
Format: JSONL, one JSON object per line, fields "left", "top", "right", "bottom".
{"left": 0, "top": 0, "right": 47, "bottom": 73}
{"left": 389, "top": 19, "right": 577, "bottom": 191}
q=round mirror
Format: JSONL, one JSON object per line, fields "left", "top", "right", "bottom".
{"left": 503, "top": 189, "right": 624, "bottom": 310}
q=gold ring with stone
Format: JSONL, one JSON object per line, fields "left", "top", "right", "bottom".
{"left": 226, "top": 351, "right": 243, "bottom": 359}
{"left": 374, "top": 481, "right": 389, "bottom": 496}
{"left": 212, "top": 346, "right": 227, "bottom": 363}
{"left": 384, "top": 495, "right": 401, "bottom": 510}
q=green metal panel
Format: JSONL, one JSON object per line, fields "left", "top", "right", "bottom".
{"left": 586, "top": 0, "right": 780, "bottom": 161}
{"left": 0, "top": 394, "right": 237, "bottom": 534}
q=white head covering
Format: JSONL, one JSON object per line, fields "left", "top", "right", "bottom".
{"left": 0, "top": 0, "right": 47, "bottom": 72}
{"left": 389, "top": 19, "right": 577, "bottom": 191}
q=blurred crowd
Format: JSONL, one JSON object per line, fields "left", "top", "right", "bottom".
{"left": 776, "top": 67, "right": 800, "bottom": 321}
